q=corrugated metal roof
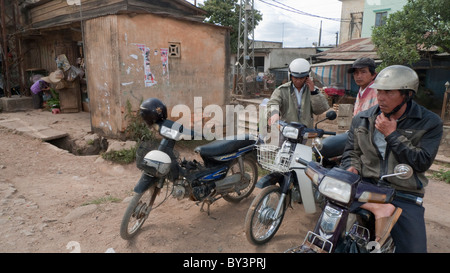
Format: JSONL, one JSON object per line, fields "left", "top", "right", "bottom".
{"left": 311, "top": 60, "right": 355, "bottom": 66}
{"left": 315, "top": 37, "right": 379, "bottom": 61}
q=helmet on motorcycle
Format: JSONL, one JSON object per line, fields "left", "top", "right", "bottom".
{"left": 141, "top": 150, "right": 172, "bottom": 177}
{"left": 140, "top": 98, "right": 167, "bottom": 126}
{"left": 371, "top": 65, "right": 419, "bottom": 93}
{"left": 289, "top": 58, "right": 310, "bottom": 78}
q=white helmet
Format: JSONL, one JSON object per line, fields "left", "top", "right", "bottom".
{"left": 289, "top": 58, "right": 310, "bottom": 78}
{"left": 142, "top": 150, "right": 172, "bottom": 177}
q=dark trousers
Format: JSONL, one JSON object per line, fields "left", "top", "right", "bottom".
{"left": 32, "top": 92, "right": 43, "bottom": 109}
{"left": 391, "top": 198, "right": 427, "bottom": 253}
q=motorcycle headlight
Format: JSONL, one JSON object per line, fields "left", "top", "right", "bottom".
{"left": 282, "top": 126, "right": 299, "bottom": 139}
{"left": 319, "top": 177, "right": 352, "bottom": 203}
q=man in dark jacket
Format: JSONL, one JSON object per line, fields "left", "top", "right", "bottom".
{"left": 341, "top": 65, "right": 443, "bottom": 252}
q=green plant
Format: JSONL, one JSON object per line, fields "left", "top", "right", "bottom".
{"left": 46, "top": 88, "right": 60, "bottom": 109}
{"left": 101, "top": 146, "right": 137, "bottom": 164}
{"left": 372, "top": 0, "right": 450, "bottom": 71}
{"left": 431, "top": 169, "right": 450, "bottom": 184}
{"left": 124, "top": 99, "right": 154, "bottom": 142}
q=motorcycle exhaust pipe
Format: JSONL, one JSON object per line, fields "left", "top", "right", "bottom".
{"left": 215, "top": 173, "right": 248, "bottom": 192}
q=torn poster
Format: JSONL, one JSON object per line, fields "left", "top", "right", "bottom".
{"left": 135, "top": 44, "right": 156, "bottom": 87}
{"left": 161, "top": 48, "right": 169, "bottom": 84}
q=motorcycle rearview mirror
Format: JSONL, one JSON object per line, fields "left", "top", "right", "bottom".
{"left": 380, "top": 164, "right": 413, "bottom": 180}
{"left": 325, "top": 110, "right": 337, "bottom": 121}
{"left": 315, "top": 110, "right": 337, "bottom": 129}
{"left": 394, "top": 164, "right": 413, "bottom": 179}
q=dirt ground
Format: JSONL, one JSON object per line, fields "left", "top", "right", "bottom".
{"left": 0, "top": 109, "right": 449, "bottom": 253}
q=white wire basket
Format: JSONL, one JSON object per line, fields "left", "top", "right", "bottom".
{"left": 256, "top": 144, "right": 292, "bottom": 173}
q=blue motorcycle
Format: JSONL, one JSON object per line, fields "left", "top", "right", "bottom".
{"left": 120, "top": 98, "right": 258, "bottom": 240}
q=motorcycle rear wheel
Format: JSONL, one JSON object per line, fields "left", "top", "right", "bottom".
{"left": 120, "top": 184, "right": 161, "bottom": 240}
{"left": 245, "top": 185, "right": 286, "bottom": 245}
{"left": 222, "top": 157, "right": 258, "bottom": 203}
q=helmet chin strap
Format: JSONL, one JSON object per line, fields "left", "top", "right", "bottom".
{"left": 384, "top": 93, "right": 411, "bottom": 119}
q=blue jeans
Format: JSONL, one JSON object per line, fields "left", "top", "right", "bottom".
{"left": 391, "top": 198, "right": 427, "bottom": 253}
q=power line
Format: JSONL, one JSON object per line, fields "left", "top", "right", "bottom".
{"left": 258, "top": 0, "right": 350, "bottom": 22}
{"left": 257, "top": 0, "right": 342, "bottom": 36}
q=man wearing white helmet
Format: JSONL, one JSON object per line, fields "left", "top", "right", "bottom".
{"left": 341, "top": 65, "right": 443, "bottom": 252}
{"left": 267, "top": 58, "right": 329, "bottom": 128}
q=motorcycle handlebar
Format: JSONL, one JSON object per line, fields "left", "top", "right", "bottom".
{"left": 277, "top": 120, "right": 288, "bottom": 127}
{"left": 273, "top": 120, "right": 336, "bottom": 137}
{"left": 295, "top": 157, "right": 310, "bottom": 166}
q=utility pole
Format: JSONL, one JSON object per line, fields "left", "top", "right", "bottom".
{"left": 318, "top": 20, "right": 322, "bottom": 47}
{"left": 235, "top": 0, "right": 255, "bottom": 97}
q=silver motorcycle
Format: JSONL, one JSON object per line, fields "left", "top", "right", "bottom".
{"left": 245, "top": 111, "right": 347, "bottom": 245}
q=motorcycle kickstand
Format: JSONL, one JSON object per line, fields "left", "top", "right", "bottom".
{"left": 200, "top": 199, "right": 214, "bottom": 218}
{"left": 198, "top": 193, "right": 220, "bottom": 219}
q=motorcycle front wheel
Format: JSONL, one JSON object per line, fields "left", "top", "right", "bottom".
{"left": 120, "top": 184, "right": 161, "bottom": 240}
{"left": 245, "top": 185, "right": 286, "bottom": 245}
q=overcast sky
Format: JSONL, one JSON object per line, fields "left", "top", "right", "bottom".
{"left": 185, "top": 0, "right": 342, "bottom": 48}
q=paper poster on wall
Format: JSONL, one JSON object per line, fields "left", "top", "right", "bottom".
{"left": 135, "top": 44, "right": 157, "bottom": 87}
{"left": 161, "top": 48, "right": 169, "bottom": 84}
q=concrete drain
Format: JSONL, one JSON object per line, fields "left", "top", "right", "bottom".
{"left": 47, "top": 134, "right": 108, "bottom": 156}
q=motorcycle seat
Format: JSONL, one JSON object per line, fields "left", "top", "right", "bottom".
{"left": 194, "top": 134, "right": 255, "bottom": 158}
{"left": 320, "top": 132, "right": 348, "bottom": 158}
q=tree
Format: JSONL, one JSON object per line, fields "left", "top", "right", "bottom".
{"left": 199, "top": 0, "right": 262, "bottom": 54}
{"left": 372, "top": 0, "right": 450, "bottom": 71}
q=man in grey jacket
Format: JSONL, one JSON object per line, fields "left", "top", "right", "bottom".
{"left": 341, "top": 65, "right": 443, "bottom": 252}
{"left": 267, "top": 58, "right": 329, "bottom": 128}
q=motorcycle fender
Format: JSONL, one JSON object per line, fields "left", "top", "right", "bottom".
{"left": 134, "top": 173, "right": 158, "bottom": 193}
{"left": 291, "top": 144, "right": 316, "bottom": 214}
{"left": 256, "top": 172, "right": 284, "bottom": 188}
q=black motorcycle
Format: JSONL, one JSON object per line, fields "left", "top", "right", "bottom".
{"left": 120, "top": 98, "right": 258, "bottom": 240}
{"left": 286, "top": 158, "right": 416, "bottom": 253}
{"left": 245, "top": 111, "right": 347, "bottom": 245}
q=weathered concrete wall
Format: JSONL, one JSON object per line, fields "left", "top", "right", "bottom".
{"left": 84, "top": 14, "right": 229, "bottom": 138}
{"left": 0, "top": 96, "right": 33, "bottom": 112}
{"left": 84, "top": 16, "right": 122, "bottom": 137}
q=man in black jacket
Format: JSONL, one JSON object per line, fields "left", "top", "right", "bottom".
{"left": 341, "top": 65, "right": 443, "bottom": 252}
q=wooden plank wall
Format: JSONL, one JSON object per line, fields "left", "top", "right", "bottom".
{"left": 29, "top": 0, "right": 124, "bottom": 28}
{"left": 27, "top": 0, "right": 204, "bottom": 29}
